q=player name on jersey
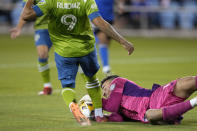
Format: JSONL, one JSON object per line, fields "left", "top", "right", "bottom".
{"left": 57, "top": 2, "right": 80, "bottom": 9}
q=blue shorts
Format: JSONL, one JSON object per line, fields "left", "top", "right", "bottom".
{"left": 55, "top": 51, "right": 100, "bottom": 88}
{"left": 34, "top": 29, "right": 52, "bottom": 48}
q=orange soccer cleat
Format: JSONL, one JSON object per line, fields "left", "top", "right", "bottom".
{"left": 70, "top": 102, "right": 91, "bottom": 126}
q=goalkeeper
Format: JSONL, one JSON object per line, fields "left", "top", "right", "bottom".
{"left": 20, "top": 0, "right": 134, "bottom": 125}
{"left": 100, "top": 75, "right": 197, "bottom": 124}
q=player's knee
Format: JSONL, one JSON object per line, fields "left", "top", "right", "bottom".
{"left": 176, "top": 76, "right": 196, "bottom": 92}
{"left": 38, "top": 51, "right": 48, "bottom": 59}
{"left": 37, "top": 45, "right": 49, "bottom": 58}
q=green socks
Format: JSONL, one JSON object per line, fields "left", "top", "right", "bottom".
{"left": 62, "top": 87, "right": 76, "bottom": 107}
{"left": 85, "top": 75, "right": 102, "bottom": 109}
{"left": 38, "top": 61, "right": 50, "bottom": 84}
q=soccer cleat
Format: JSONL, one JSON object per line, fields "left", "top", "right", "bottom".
{"left": 70, "top": 102, "right": 91, "bottom": 126}
{"left": 95, "top": 116, "right": 108, "bottom": 122}
{"left": 38, "top": 87, "right": 52, "bottom": 95}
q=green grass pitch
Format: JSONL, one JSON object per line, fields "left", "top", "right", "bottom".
{"left": 0, "top": 34, "right": 197, "bottom": 131}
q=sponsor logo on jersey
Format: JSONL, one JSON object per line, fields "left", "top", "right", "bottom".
{"left": 57, "top": 2, "right": 80, "bottom": 9}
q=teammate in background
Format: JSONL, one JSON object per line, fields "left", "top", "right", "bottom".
{"left": 94, "top": 0, "right": 114, "bottom": 75}
{"left": 100, "top": 75, "right": 197, "bottom": 124}
{"left": 10, "top": 0, "right": 52, "bottom": 95}
{"left": 21, "top": 0, "right": 134, "bottom": 125}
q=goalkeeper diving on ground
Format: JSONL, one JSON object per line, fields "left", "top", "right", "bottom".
{"left": 80, "top": 75, "right": 197, "bottom": 125}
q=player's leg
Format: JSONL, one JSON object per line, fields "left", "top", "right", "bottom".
{"left": 35, "top": 29, "right": 53, "bottom": 95}
{"left": 146, "top": 76, "right": 197, "bottom": 124}
{"left": 146, "top": 96, "right": 197, "bottom": 125}
{"left": 54, "top": 52, "right": 91, "bottom": 125}
{"left": 173, "top": 76, "right": 197, "bottom": 98}
{"left": 96, "top": 31, "right": 111, "bottom": 75}
{"left": 79, "top": 51, "right": 107, "bottom": 122}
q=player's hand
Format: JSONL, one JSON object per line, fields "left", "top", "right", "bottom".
{"left": 122, "top": 41, "right": 134, "bottom": 55}
{"left": 10, "top": 27, "right": 21, "bottom": 39}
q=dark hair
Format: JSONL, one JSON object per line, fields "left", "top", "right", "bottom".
{"left": 100, "top": 75, "right": 119, "bottom": 88}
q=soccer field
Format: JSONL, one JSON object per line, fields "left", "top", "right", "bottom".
{"left": 0, "top": 34, "right": 197, "bottom": 131}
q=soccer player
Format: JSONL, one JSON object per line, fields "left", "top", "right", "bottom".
{"left": 101, "top": 75, "right": 197, "bottom": 124}
{"left": 20, "top": 0, "right": 134, "bottom": 125}
{"left": 10, "top": 0, "right": 52, "bottom": 95}
{"left": 94, "top": 0, "right": 114, "bottom": 75}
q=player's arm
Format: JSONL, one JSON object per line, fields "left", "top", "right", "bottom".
{"left": 21, "top": 0, "right": 37, "bottom": 21}
{"left": 115, "top": 0, "right": 125, "bottom": 14}
{"left": 10, "top": 14, "right": 27, "bottom": 39}
{"left": 10, "top": 2, "right": 27, "bottom": 39}
{"left": 92, "top": 16, "right": 134, "bottom": 55}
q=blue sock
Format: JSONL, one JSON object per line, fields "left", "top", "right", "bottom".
{"left": 99, "top": 44, "right": 109, "bottom": 67}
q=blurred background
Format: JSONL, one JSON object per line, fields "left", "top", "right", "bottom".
{"left": 1, "top": 0, "right": 197, "bottom": 37}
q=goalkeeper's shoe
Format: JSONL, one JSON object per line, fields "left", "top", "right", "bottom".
{"left": 38, "top": 87, "right": 52, "bottom": 95}
{"left": 70, "top": 102, "right": 91, "bottom": 126}
{"left": 95, "top": 116, "right": 108, "bottom": 122}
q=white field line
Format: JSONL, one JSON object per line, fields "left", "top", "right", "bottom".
{"left": 0, "top": 57, "right": 197, "bottom": 69}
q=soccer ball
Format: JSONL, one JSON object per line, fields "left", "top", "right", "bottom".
{"left": 79, "top": 95, "right": 94, "bottom": 118}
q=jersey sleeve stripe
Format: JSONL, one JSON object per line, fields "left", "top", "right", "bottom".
{"left": 88, "top": 11, "right": 101, "bottom": 21}
{"left": 32, "top": 5, "right": 43, "bottom": 17}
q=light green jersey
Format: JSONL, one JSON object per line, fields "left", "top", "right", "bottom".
{"left": 35, "top": 0, "right": 99, "bottom": 57}
{"left": 23, "top": 0, "right": 48, "bottom": 30}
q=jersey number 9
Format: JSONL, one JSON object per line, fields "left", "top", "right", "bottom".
{"left": 61, "top": 14, "right": 77, "bottom": 31}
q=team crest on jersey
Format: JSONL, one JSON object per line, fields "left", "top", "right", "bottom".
{"left": 110, "top": 84, "right": 116, "bottom": 91}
